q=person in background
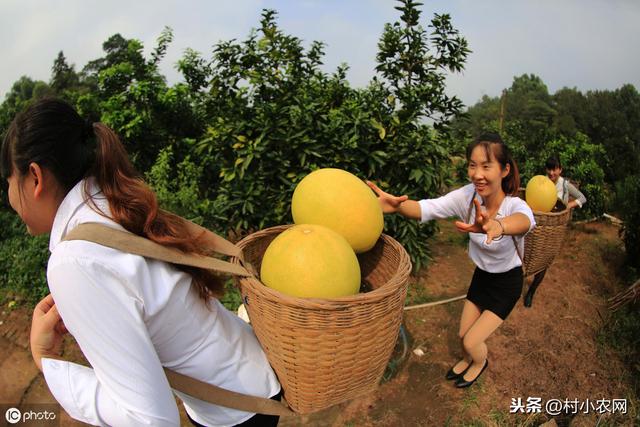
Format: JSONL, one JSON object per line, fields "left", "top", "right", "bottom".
{"left": 545, "top": 155, "right": 587, "bottom": 210}
{"left": 368, "top": 132, "right": 535, "bottom": 389}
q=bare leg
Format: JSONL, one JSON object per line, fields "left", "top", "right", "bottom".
{"left": 451, "top": 300, "right": 482, "bottom": 374}
{"left": 460, "top": 310, "right": 503, "bottom": 380}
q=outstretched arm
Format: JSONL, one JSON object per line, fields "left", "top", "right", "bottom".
{"left": 454, "top": 199, "right": 531, "bottom": 244}
{"left": 366, "top": 181, "right": 421, "bottom": 220}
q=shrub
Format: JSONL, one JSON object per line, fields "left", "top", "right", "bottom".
{"left": 615, "top": 175, "right": 640, "bottom": 270}
{"left": 0, "top": 209, "right": 50, "bottom": 304}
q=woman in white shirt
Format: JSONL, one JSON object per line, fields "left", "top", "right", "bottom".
{"left": 2, "top": 98, "right": 281, "bottom": 426}
{"left": 545, "top": 155, "right": 587, "bottom": 210}
{"left": 368, "top": 133, "right": 535, "bottom": 389}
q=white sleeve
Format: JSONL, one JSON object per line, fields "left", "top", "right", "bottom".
{"left": 509, "top": 197, "right": 536, "bottom": 234}
{"left": 44, "top": 258, "right": 180, "bottom": 426}
{"left": 418, "top": 186, "right": 470, "bottom": 223}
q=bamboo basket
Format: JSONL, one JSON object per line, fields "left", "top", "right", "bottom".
{"left": 231, "top": 225, "right": 411, "bottom": 414}
{"left": 518, "top": 189, "right": 572, "bottom": 276}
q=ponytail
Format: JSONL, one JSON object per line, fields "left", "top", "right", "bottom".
{"left": 502, "top": 156, "right": 520, "bottom": 196}
{"left": 2, "top": 98, "right": 225, "bottom": 302}
{"left": 89, "top": 125, "right": 225, "bottom": 302}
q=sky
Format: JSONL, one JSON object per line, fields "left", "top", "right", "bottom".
{"left": 1, "top": 0, "right": 639, "bottom": 107}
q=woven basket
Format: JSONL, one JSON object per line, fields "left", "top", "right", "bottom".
{"left": 231, "top": 225, "right": 411, "bottom": 414}
{"left": 518, "top": 189, "right": 572, "bottom": 276}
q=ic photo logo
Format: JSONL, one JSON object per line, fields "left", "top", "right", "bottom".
{"left": 3, "top": 405, "right": 58, "bottom": 425}
{"left": 5, "top": 407, "right": 21, "bottom": 424}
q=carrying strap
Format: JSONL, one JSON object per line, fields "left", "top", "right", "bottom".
{"left": 466, "top": 192, "right": 524, "bottom": 263}
{"left": 62, "top": 222, "right": 294, "bottom": 417}
{"left": 164, "top": 369, "right": 293, "bottom": 417}
{"left": 64, "top": 223, "right": 254, "bottom": 277}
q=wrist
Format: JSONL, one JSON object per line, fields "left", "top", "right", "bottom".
{"left": 398, "top": 199, "right": 421, "bottom": 220}
{"left": 33, "top": 352, "right": 64, "bottom": 372}
{"left": 494, "top": 218, "right": 505, "bottom": 236}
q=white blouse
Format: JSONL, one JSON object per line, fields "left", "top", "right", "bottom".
{"left": 42, "top": 179, "right": 280, "bottom": 427}
{"left": 418, "top": 183, "right": 536, "bottom": 273}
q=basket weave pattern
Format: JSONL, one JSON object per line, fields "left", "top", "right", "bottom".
{"left": 523, "top": 208, "right": 572, "bottom": 276}
{"left": 232, "top": 225, "right": 411, "bottom": 414}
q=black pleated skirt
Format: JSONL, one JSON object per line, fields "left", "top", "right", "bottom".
{"left": 466, "top": 266, "right": 523, "bottom": 320}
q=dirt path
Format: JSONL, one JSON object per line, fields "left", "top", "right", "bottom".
{"left": 1, "top": 220, "right": 637, "bottom": 426}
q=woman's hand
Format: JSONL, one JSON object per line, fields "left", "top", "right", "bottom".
{"left": 366, "top": 181, "right": 409, "bottom": 213}
{"left": 454, "top": 199, "right": 504, "bottom": 244}
{"left": 30, "top": 294, "right": 67, "bottom": 371}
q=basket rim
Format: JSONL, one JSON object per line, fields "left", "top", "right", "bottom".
{"left": 531, "top": 208, "right": 571, "bottom": 218}
{"left": 231, "top": 224, "right": 412, "bottom": 309}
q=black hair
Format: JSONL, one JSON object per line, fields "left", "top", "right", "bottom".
{"left": 1, "top": 98, "right": 95, "bottom": 191}
{"left": 545, "top": 155, "right": 562, "bottom": 170}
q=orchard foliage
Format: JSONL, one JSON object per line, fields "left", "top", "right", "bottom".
{"left": 1, "top": 1, "right": 638, "bottom": 305}
{"left": 0, "top": 1, "right": 469, "bottom": 303}
{"left": 452, "top": 75, "right": 640, "bottom": 220}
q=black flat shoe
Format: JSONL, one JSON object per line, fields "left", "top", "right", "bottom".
{"left": 445, "top": 363, "right": 470, "bottom": 380}
{"left": 455, "top": 359, "right": 488, "bottom": 388}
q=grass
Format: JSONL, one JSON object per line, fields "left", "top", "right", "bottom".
{"left": 597, "top": 304, "right": 640, "bottom": 398}
{"left": 435, "top": 219, "right": 469, "bottom": 248}
{"left": 404, "top": 279, "right": 436, "bottom": 306}
{"left": 488, "top": 409, "right": 509, "bottom": 426}
{"left": 461, "top": 384, "right": 481, "bottom": 411}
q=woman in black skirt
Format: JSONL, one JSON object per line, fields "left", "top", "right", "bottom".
{"left": 368, "top": 132, "right": 535, "bottom": 388}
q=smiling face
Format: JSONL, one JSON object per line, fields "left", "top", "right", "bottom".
{"left": 467, "top": 144, "right": 510, "bottom": 198}
{"left": 546, "top": 166, "right": 562, "bottom": 183}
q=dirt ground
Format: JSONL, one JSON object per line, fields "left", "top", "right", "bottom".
{"left": 1, "top": 219, "right": 638, "bottom": 426}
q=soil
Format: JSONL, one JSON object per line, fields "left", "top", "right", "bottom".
{"left": 1, "top": 219, "right": 637, "bottom": 426}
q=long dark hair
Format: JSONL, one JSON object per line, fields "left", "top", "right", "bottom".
{"left": 466, "top": 132, "right": 520, "bottom": 196}
{"left": 1, "top": 98, "right": 224, "bottom": 302}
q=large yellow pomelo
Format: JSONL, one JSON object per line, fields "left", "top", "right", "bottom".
{"left": 291, "top": 168, "right": 383, "bottom": 253}
{"left": 260, "top": 224, "right": 361, "bottom": 298}
{"left": 525, "top": 175, "right": 558, "bottom": 212}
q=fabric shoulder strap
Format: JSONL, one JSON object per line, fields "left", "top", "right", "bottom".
{"left": 62, "top": 222, "right": 293, "bottom": 417}
{"left": 164, "top": 369, "right": 293, "bottom": 417}
{"left": 63, "top": 222, "right": 254, "bottom": 276}
{"left": 466, "top": 190, "right": 477, "bottom": 223}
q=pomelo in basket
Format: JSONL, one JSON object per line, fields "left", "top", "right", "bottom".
{"left": 525, "top": 175, "right": 557, "bottom": 212}
{"left": 260, "top": 224, "right": 361, "bottom": 298}
{"left": 291, "top": 168, "right": 383, "bottom": 253}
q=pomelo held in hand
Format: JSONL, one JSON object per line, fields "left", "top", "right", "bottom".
{"left": 291, "top": 168, "right": 383, "bottom": 253}
{"left": 260, "top": 224, "right": 361, "bottom": 298}
{"left": 525, "top": 175, "right": 557, "bottom": 212}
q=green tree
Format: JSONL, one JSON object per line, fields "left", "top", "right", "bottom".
{"left": 50, "top": 51, "right": 80, "bottom": 94}
{"left": 159, "top": 2, "right": 469, "bottom": 270}
{"left": 79, "top": 28, "right": 204, "bottom": 172}
{"left": 552, "top": 87, "right": 588, "bottom": 136}
{"left": 0, "top": 76, "right": 52, "bottom": 131}
{"left": 584, "top": 85, "right": 640, "bottom": 184}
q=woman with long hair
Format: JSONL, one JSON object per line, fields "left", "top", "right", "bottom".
{"left": 2, "top": 98, "right": 280, "bottom": 426}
